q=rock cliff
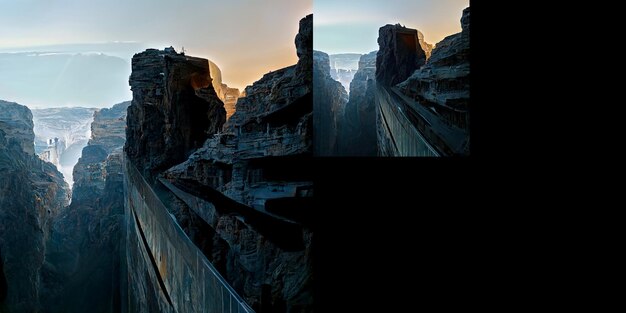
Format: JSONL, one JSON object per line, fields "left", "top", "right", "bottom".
{"left": 376, "top": 24, "right": 426, "bottom": 86}
{"left": 313, "top": 50, "right": 347, "bottom": 156}
{"left": 125, "top": 47, "right": 226, "bottom": 182}
{"left": 418, "top": 30, "right": 434, "bottom": 60}
{"left": 124, "top": 14, "right": 314, "bottom": 312}
{"left": 397, "top": 7, "right": 470, "bottom": 132}
{"left": 0, "top": 101, "right": 69, "bottom": 312}
{"left": 338, "top": 51, "right": 378, "bottom": 156}
{"left": 40, "top": 101, "right": 130, "bottom": 313}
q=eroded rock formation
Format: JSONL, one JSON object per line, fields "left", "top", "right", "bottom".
{"left": 0, "top": 101, "right": 69, "bottom": 312}
{"left": 313, "top": 50, "right": 347, "bottom": 156}
{"left": 124, "top": 15, "right": 314, "bottom": 313}
{"left": 397, "top": 7, "right": 470, "bottom": 132}
{"left": 376, "top": 24, "right": 426, "bottom": 86}
{"left": 40, "top": 101, "right": 130, "bottom": 313}
{"left": 125, "top": 47, "right": 226, "bottom": 182}
{"left": 338, "top": 51, "right": 378, "bottom": 156}
{"left": 418, "top": 30, "right": 434, "bottom": 60}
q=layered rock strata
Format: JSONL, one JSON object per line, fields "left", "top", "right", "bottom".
{"left": 313, "top": 50, "right": 347, "bottom": 156}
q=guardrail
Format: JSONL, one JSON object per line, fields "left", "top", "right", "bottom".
{"left": 124, "top": 156, "right": 254, "bottom": 313}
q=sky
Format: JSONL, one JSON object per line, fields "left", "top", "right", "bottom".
{"left": 0, "top": 0, "right": 313, "bottom": 92}
{"left": 314, "top": 0, "right": 469, "bottom": 55}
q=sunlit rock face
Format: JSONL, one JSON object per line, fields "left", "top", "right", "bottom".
{"left": 397, "top": 7, "right": 470, "bottom": 132}
{"left": 155, "top": 14, "right": 314, "bottom": 312}
{"left": 0, "top": 100, "right": 69, "bottom": 312}
{"left": 31, "top": 107, "right": 97, "bottom": 187}
{"left": 208, "top": 60, "right": 240, "bottom": 120}
{"left": 125, "top": 47, "right": 226, "bottom": 181}
{"left": 40, "top": 101, "right": 129, "bottom": 313}
{"left": 313, "top": 50, "right": 347, "bottom": 155}
{"left": 338, "top": 51, "right": 378, "bottom": 156}
{"left": 418, "top": 30, "right": 434, "bottom": 60}
{"left": 376, "top": 24, "right": 426, "bottom": 86}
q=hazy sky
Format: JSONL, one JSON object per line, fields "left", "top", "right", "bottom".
{"left": 314, "top": 0, "right": 469, "bottom": 55}
{"left": 0, "top": 0, "right": 313, "bottom": 91}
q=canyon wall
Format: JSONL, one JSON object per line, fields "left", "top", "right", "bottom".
{"left": 337, "top": 51, "right": 378, "bottom": 156}
{"left": 125, "top": 47, "right": 226, "bottom": 181}
{"left": 376, "top": 24, "right": 426, "bottom": 86}
{"left": 313, "top": 50, "right": 347, "bottom": 156}
{"left": 124, "top": 15, "right": 314, "bottom": 313}
{"left": 39, "top": 101, "right": 129, "bottom": 313}
{"left": 0, "top": 100, "right": 70, "bottom": 312}
{"left": 397, "top": 7, "right": 470, "bottom": 132}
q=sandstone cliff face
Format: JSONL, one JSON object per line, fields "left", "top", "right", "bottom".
{"left": 397, "top": 7, "right": 470, "bottom": 132}
{"left": 418, "top": 30, "right": 434, "bottom": 60}
{"left": 338, "top": 51, "right": 378, "bottom": 156}
{"left": 125, "top": 47, "right": 226, "bottom": 181}
{"left": 376, "top": 24, "right": 426, "bottom": 86}
{"left": 313, "top": 50, "right": 347, "bottom": 156}
{"left": 0, "top": 101, "right": 69, "bottom": 312}
{"left": 124, "top": 14, "right": 314, "bottom": 312}
{"left": 40, "top": 101, "right": 130, "bottom": 313}
{"left": 208, "top": 60, "right": 240, "bottom": 120}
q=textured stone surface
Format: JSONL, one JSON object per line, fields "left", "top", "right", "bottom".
{"left": 0, "top": 101, "right": 69, "bottom": 312}
{"left": 40, "top": 101, "right": 129, "bottom": 313}
{"left": 158, "top": 15, "right": 314, "bottom": 312}
{"left": 208, "top": 60, "right": 240, "bottom": 121}
{"left": 397, "top": 7, "right": 470, "bottom": 132}
{"left": 125, "top": 47, "right": 226, "bottom": 182}
{"left": 0, "top": 100, "right": 35, "bottom": 155}
{"left": 418, "top": 30, "right": 434, "bottom": 60}
{"left": 89, "top": 101, "right": 130, "bottom": 153}
{"left": 338, "top": 51, "right": 378, "bottom": 156}
{"left": 313, "top": 50, "right": 347, "bottom": 156}
{"left": 376, "top": 24, "right": 426, "bottom": 86}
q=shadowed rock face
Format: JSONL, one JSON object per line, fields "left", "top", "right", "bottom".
{"left": 0, "top": 101, "right": 69, "bottom": 312}
{"left": 397, "top": 7, "right": 470, "bottom": 133}
{"left": 40, "top": 101, "right": 130, "bottom": 313}
{"left": 376, "top": 24, "right": 426, "bottom": 86}
{"left": 158, "top": 14, "right": 314, "bottom": 312}
{"left": 313, "top": 50, "right": 347, "bottom": 156}
{"left": 125, "top": 48, "right": 226, "bottom": 182}
{"left": 338, "top": 51, "right": 378, "bottom": 156}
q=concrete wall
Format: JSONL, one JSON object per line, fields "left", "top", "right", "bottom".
{"left": 376, "top": 85, "right": 439, "bottom": 157}
{"left": 124, "top": 158, "right": 254, "bottom": 313}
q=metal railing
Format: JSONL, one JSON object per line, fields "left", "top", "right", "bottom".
{"left": 124, "top": 156, "right": 254, "bottom": 313}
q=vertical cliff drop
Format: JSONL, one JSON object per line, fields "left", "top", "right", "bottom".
{"left": 124, "top": 14, "right": 314, "bottom": 313}
{"left": 0, "top": 100, "right": 70, "bottom": 313}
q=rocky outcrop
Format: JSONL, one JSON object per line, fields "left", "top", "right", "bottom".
{"left": 397, "top": 7, "right": 470, "bottom": 133}
{"left": 88, "top": 101, "right": 130, "bottom": 153}
{"left": 146, "top": 14, "right": 314, "bottom": 312}
{"left": 313, "top": 50, "right": 348, "bottom": 156}
{"left": 376, "top": 24, "right": 426, "bottom": 86}
{"left": 223, "top": 87, "right": 240, "bottom": 120}
{"left": 40, "top": 101, "right": 130, "bottom": 313}
{"left": 338, "top": 51, "right": 378, "bottom": 156}
{"left": 0, "top": 101, "right": 69, "bottom": 312}
{"left": 0, "top": 100, "right": 35, "bottom": 155}
{"left": 208, "top": 61, "right": 240, "bottom": 120}
{"left": 418, "top": 30, "right": 434, "bottom": 60}
{"left": 125, "top": 47, "right": 226, "bottom": 182}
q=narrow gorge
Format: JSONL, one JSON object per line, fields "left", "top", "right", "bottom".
{"left": 313, "top": 6, "right": 470, "bottom": 156}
